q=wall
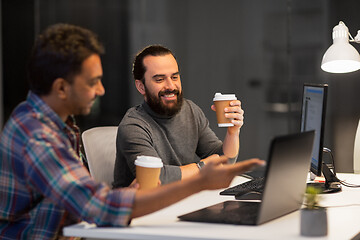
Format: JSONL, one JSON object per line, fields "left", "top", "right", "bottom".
{"left": 1, "top": 0, "right": 34, "bottom": 126}
{"left": 128, "top": 0, "right": 329, "bottom": 162}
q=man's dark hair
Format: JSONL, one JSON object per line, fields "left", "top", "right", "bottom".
{"left": 132, "top": 45, "right": 176, "bottom": 83}
{"left": 27, "top": 23, "right": 104, "bottom": 95}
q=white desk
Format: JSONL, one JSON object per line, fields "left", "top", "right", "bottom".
{"left": 63, "top": 173, "right": 360, "bottom": 240}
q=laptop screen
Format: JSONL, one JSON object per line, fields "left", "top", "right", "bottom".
{"left": 179, "top": 131, "right": 315, "bottom": 225}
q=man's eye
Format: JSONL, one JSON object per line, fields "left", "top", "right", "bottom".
{"left": 155, "top": 78, "right": 164, "bottom": 82}
{"left": 90, "top": 79, "right": 100, "bottom": 86}
{"left": 172, "top": 76, "right": 178, "bottom": 80}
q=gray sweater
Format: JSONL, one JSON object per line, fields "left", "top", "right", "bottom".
{"left": 113, "top": 99, "right": 232, "bottom": 188}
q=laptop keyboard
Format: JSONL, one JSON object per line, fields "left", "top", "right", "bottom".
{"left": 219, "top": 177, "right": 265, "bottom": 196}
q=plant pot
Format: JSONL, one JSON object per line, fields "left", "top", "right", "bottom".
{"left": 300, "top": 208, "right": 328, "bottom": 237}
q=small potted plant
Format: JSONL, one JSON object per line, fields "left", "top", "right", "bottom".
{"left": 300, "top": 186, "right": 328, "bottom": 237}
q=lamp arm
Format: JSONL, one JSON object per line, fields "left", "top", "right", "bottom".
{"left": 354, "top": 30, "right": 360, "bottom": 43}
{"left": 348, "top": 32, "right": 356, "bottom": 42}
{"left": 347, "top": 29, "right": 360, "bottom": 43}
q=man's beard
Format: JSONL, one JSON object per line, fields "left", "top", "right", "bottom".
{"left": 145, "top": 87, "right": 183, "bottom": 117}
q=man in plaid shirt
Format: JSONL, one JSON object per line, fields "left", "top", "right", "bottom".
{"left": 0, "top": 23, "right": 264, "bottom": 239}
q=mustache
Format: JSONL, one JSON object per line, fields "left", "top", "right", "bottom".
{"left": 158, "top": 89, "right": 180, "bottom": 97}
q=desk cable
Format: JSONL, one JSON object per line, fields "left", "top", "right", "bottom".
{"left": 324, "top": 147, "right": 360, "bottom": 188}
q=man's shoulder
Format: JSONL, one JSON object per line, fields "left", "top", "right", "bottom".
{"left": 2, "top": 103, "right": 55, "bottom": 145}
{"left": 120, "top": 105, "right": 151, "bottom": 126}
{"left": 6, "top": 102, "right": 40, "bottom": 131}
{"left": 182, "top": 98, "right": 205, "bottom": 115}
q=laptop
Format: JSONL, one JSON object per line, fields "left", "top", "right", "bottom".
{"left": 178, "top": 131, "right": 315, "bottom": 225}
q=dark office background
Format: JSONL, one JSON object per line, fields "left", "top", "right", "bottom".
{"left": 1, "top": 0, "right": 360, "bottom": 173}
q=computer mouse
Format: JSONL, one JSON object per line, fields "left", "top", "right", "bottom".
{"left": 235, "top": 191, "right": 262, "bottom": 201}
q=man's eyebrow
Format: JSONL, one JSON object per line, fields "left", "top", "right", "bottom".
{"left": 152, "top": 74, "right": 166, "bottom": 79}
{"left": 89, "top": 75, "right": 103, "bottom": 81}
{"left": 152, "top": 72, "right": 180, "bottom": 79}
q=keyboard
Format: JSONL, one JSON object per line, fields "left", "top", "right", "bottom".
{"left": 219, "top": 177, "right": 265, "bottom": 196}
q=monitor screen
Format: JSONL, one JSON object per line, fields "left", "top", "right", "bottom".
{"left": 300, "top": 83, "right": 328, "bottom": 176}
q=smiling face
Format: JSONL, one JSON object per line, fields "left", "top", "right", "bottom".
{"left": 65, "top": 54, "right": 105, "bottom": 116}
{"left": 136, "top": 54, "right": 183, "bottom": 116}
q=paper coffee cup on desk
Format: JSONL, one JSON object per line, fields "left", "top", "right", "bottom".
{"left": 135, "top": 156, "right": 163, "bottom": 190}
{"left": 213, "top": 93, "right": 237, "bottom": 127}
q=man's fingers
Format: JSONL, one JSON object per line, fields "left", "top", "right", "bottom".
{"left": 213, "top": 155, "right": 229, "bottom": 165}
{"left": 230, "top": 100, "right": 241, "bottom": 107}
{"left": 227, "top": 159, "right": 265, "bottom": 174}
{"left": 203, "top": 154, "right": 228, "bottom": 165}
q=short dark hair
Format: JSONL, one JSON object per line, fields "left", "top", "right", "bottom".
{"left": 27, "top": 23, "right": 104, "bottom": 95}
{"left": 132, "top": 45, "right": 175, "bottom": 83}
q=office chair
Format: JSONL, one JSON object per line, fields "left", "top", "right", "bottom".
{"left": 81, "top": 126, "right": 118, "bottom": 186}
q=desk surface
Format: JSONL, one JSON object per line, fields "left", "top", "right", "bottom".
{"left": 64, "top": 173, "right": 360, "bottom": 240}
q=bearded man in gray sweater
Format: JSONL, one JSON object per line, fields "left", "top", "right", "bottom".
{"left": 113, "top": 45, "right": 244, "bottom": 188}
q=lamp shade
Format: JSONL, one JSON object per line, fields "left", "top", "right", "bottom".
{"left": 321, "top": 21, "right": 360, "bottom": 73}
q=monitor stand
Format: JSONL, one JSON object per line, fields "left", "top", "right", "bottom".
{"left": 307, "top": 163, "right": 342, "bottom": 194}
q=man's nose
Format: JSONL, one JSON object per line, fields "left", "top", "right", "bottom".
{"left": 164, "top": 78, "right": 176, "bottom": 89}
{"left": 96, "top": 81, "right": 105, "bottom": 96}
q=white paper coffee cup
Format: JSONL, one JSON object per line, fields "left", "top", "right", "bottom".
{"left": 213, "top": 93, "right": 237, "bottom": 127}
{"left": 135, "top": 156, "right": 163, "bottom": 190}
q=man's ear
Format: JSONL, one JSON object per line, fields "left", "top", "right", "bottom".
{"left": 52, "top": 78, "right": 69, "bottom": 100}
{"left": 135, "top": 79, "right": 146, "bottom": 95}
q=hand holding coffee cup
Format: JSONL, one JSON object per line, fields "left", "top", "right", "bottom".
{"left": 135, "top": 156, "right": 163, "bottom": 190}
{"left": 212, "top": 93, "right": 243, "bottom": 128}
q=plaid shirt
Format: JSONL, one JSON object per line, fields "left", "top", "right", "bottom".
{"left": 0, "top": 92, "right": 136, "bottom": 239}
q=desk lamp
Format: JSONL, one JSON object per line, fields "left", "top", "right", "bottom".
{"left": 321, "top": 21, "right": 360, "bottom": 73}
{"left": 321, "top": 21, "right": 360, "bottom": 180}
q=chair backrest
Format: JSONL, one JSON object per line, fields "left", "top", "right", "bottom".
{"left": 82, "top": 126, "right": 118, "bottom": 186}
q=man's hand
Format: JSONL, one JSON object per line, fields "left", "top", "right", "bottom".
{"left": 130, "top": 179, "right": 161, "bottom": 188}
{"left": 198, "top": 155, "right": 265, "bottom": 190}
{"left": 129, "top": 179, "right": 139, "bottom": 189}
{"left": 211, "top": 100, "right": 244, "bottom": 134}
{"left": 200, "top": 154, "right": 224, "bottom": 165}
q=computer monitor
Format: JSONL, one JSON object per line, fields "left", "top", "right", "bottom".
{"left": 300, "top": 83, "right": 341, "bottom": 193}
{"left": 300, "top": 83, "right": 328, "bottom": 177}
